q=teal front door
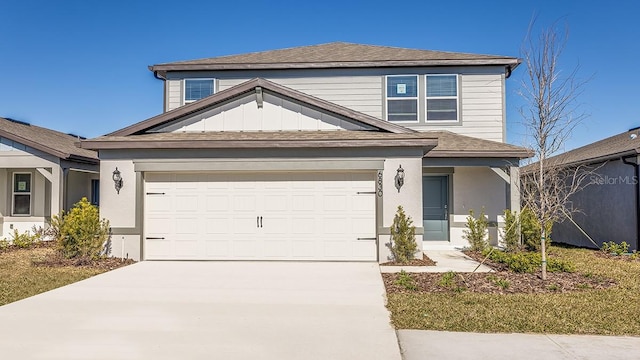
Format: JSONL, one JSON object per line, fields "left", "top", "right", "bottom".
{"left": 423, "top": 176, "right": 449, "bottom": 241}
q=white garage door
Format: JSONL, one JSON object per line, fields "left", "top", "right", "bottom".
{"left": 144, "top": 172, "right": 377, "bottom": 261}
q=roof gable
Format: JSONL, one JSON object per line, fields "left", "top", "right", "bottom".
{"left": 0, "top": 118, "right": 98, "bottom": 162}
{"left": 109, "top": 78, "right": 414, "bottom": 136}
{"left": 149, "top": 42, "right": 520, "bottom": 74}
{"left": 150, "top": 92, "right": 375, "bottom": 133}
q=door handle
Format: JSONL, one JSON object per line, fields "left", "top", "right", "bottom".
{"left": 444, "top": 205, "right": 448, "bottom": 220}
{"left": 257, "top": 216, "right": 260, "bottom": 228}
{"left": 260, "top": 216, "right": 263, "bottom": 228}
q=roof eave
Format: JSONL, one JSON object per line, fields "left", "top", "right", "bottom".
{"left": 426, "top": 150, "right": 533, "bottom": 159}
{"left": 149, "top": 59, "right": 521, "bottom": 72}
{"left": 80, "top": 138, "right": 438, "bottom": 151}
{"left": 0, "top": 129, "right": 70, "bottom": 159}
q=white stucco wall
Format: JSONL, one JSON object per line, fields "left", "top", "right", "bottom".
{"left": 379, "top": 157, "right": 423, "bottom": 262}
{"left": 449, "top": 167, "right": 507, "bottom": 248}
{"left": 100, "top": 159, "right": 136, "bottom": 228}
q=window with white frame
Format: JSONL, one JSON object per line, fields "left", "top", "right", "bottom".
{"left": 426, "top": 75, "right": 458, "bottom": 121}
{"left": 12, "top": 173, "right": 31, "bottom": 216}
{"left": 184, "top": 79, "right": 215, "bottom": 103}
{"left": 386, "top": 75, "right": 418, "bottom": 121}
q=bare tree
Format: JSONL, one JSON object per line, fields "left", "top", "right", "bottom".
{"left": 519, "top": 20, "right": 592, "bottom": 280}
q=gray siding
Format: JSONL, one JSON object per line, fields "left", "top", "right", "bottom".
{"left": 553, "top": 159, "right": 638, "bottom": 251}
{"left": 163, "top": 66, "right": 507, "bottom": 142}
{"left": 166, "top": 79, "right": 182, "bottom": 112}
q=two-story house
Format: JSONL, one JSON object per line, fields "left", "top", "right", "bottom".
{"left": 81, "top": 42, "right": 531, "bottom": 262}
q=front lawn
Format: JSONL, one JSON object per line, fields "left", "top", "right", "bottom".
{"left": 0, "top": 243, "right": 132, "bottom": 306}
{"left": 384, "top": 246, "right": 640, "bottom": 335}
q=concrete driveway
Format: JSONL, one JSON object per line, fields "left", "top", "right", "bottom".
{"left": 0, "top": 261, "right": 401, "bottom": 360}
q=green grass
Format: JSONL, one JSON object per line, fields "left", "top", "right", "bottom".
{"left": 0, "top": 247, "right": 106, "bottom": 306}
{"left": 386, "top": 246, "right": 640, "bottom": 335}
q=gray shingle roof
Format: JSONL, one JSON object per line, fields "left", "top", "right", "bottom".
{"left": 149, "top": 42, "right": 520, "bottom": 73}
{"left": 425, "top": 131, "right": 532, "bottom": 158}
{"left": 81, "top": 130, "right": 531, "bottom": 158}
{"left": 523, "top": 128, "right": 640, "bottom": 171}
{"left": 0, "top": 117, "right": 98, "bottom": 161}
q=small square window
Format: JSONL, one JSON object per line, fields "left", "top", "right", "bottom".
{"left": 185, "top": 79, "right": 215, "bottom": 103}
{"left": 386, "top": 75, "right": 418, "bottom": 122}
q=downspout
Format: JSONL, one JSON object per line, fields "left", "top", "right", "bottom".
{"left": 63, "top": 167, "right": 69, "bottom": 212}
{"left": 621, "top": 156, "right": 640, "bottom": 250}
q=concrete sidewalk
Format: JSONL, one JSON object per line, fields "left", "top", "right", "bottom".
{"left": 398, "top": 330, "right": 640, "bottom": 360}
{"left": 380, "top": 250, "right": 493, "bottom": 273}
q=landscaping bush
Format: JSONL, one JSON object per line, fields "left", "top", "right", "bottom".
{"left": 53, "top": 197, "right": 110, "bottom": 260}
{"left": 601, "top": 241, "right": 630, "bottom": 255}
{"left": 10, "top": 229, "right": 37, "bottom": 249}
{"left": 520, "top": 207, "right": 552, "bottom": 252}
{"left": 463, "top": 209, "right": 488, "bottom": 252}
{"left": 483, "top": 248, "right": 574, "bottom": 273}
{"left": 395, "top": 270, "right": 418, "bottom": 291}
{"left": 501, "top": 209, "right": 521, "bottom": 252}
{"left": 390, "top": 206, "right": 418, "bottom": 264}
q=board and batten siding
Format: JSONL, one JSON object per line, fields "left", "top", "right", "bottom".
{"left": 163, "top": 67, "right": 506, "bottom": 142}
{"left": 218, "top": 76, "right": 383, "bottom": 119}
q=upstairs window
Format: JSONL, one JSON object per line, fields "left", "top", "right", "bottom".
{"left": 386, "top": 75, "right": 418, "bottom": 122}
{"left": 12, "top": 173, "right": 31, "bottom": 216}
{"left": 184, "top": 79, "right": 215, "bottom": 103}
{"left": 426, "top": 75, "right": 458, "bottom": 121}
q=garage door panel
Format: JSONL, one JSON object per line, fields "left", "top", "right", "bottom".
{"left": 233, "top": 238, "right": 260, "bottom": 258}
{"left": 292, "top": 195, "right": 316, "bottom": 211}
{"left": 264, "top": 195, "right": 288, "bottom": 212}
{"left": 205, "top": 216, "right": 231, "bottom": 234}
{"left": 144, "top": 172, "right": 376, "bottom": 261}
{"left": 205, "top": 195, "right": 229, "bottom": 211}
{"left": 292, "top": 217, "right": 315, "bottom": 234}
{"left": 146, "top": 195, "right": 172, "bottom": 213}
{"left": 323, "top": 195, "right": 347, "bottom": 211}
{"left": 175, "top": 195, "right": 199, "bottom": 212}
{"left": 205, "top": 240, "right": 230, "bottom": 257}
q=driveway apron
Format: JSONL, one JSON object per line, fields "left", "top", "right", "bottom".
{"left": 0, "top": 261, "right": 401, "bottom": 360}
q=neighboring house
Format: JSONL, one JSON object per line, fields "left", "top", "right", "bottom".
{"left": 0, "top": 117, "right": 99, "bottom": 238}
{"left": 526, "top": 128, "right": 639, "bottom": 251}
{"left": 80, "top": 42, "right": 531, "bottom": 262}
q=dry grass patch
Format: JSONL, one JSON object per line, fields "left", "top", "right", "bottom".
{"left": 385, "top": 246, "right": 640, "bottom": 335}
{"left": 0, "top": 244, "right": 133, "bottom": 306}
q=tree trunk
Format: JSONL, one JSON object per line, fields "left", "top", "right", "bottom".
{"left": 540, "top": 227, "right": 548, "bottom": 280}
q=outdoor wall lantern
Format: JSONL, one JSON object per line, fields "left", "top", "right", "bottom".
{"left": 112, "top": 167, "right": 123, "bottom": 194}
{"left": 395, "top": 165, "right": 405, "bottom": 192}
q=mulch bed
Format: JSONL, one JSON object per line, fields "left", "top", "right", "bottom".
{"left": 33, "top": 253, "right": 135, "bottom": 271}
{"left": 3, "top": 241, "right": 135, "bottom": 271}
{"left": 381, "top": 253, "right": 437, "bottom": 266}
{"left": 383, "top": 249, "right": 616, "bottom": 294}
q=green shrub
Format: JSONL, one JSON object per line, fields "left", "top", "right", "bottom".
{"left": 501, "top": 209, "right": 521, "bottom": 252}
{"left": 395, "top": 270, "right": 418, "bottom": 291}
{"left": 54, "top": 197, "right": 110, "bottom": 260}
{"left": 483, "top": 248, "right": 574, "bottom": 273}
{"left": 0, "top": 238, "right": 9, "bottom": 251}
{"left": 487, "top": 275, "right": 510, "bottom": 289}
{"left": 438, "top": 271, "right": 456, "bottom": 288}
{"left": 390, "top": 206, "right": 418, "bottom": 264}
{"left": 520, "top": 207, "right": 552, "bottom": 251}
{"left": 601, "top": 241, "right": 630, "bottom": 255}
{"left": 10, "top": 230, "right": 36, "bottom": 249}
{"left": 463, "top": 209, "right": 488, "bottom": 252}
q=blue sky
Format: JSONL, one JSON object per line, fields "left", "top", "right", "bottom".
{"left": 0, "top": 0, "right": 638, "bottom": 151}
